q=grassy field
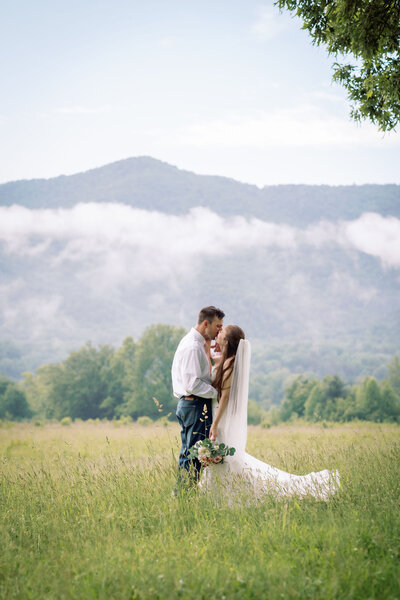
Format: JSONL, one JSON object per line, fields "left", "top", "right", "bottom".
{"left": 1, "top": 421, "right": 399, "bottom": 599}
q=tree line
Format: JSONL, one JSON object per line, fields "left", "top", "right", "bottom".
{"left": 1, "top": 324, "right": 400, "bottom": 424}
{"left": 276, "top": 359, "right": 400, "bottom": 424}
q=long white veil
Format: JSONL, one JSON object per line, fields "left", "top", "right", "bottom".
{"left": 206, "top": 338, "right": 339, "bottom": 501}
{"left": 220, "top": 339, "right": 251, "bottom": 457}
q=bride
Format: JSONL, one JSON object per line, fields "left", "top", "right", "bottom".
{"left": 201, "top": 325, "right": 340, "bottom": 501}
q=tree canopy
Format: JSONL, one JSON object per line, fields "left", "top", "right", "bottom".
{"left": 279, "top": 367, "right": 400, "bottom": 423}
{"left": 6, "top": 326, "right": 400, "bottom": 425}
{"left": 0, "top": 376, "right": 31, "bottom": 420}
{"left": 21, "top": 325, "right": 185, "bottom": 422}
{"left": 123, "top": 324, "right": 186, "bottom": 419}
{"left": 276, "top": 0, "right": 400, "bottom": 131}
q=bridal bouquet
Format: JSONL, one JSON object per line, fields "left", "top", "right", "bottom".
{"left": 189, "top": 438, "right": 236, "bottom": 467}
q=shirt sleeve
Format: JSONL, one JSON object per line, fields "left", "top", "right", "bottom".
{"left": 181, "top": 347, "right": 218, "bottom": 399}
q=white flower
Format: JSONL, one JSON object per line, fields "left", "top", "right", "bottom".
{"left": 198, "top": 446, "right": 211, "bottom": 459}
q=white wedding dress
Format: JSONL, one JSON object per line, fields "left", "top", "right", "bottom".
{"left": 201, "top": 340, "right": 339, "bottom": 501}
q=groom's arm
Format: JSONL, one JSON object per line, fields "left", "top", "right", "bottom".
{"left": 181, "top": 347, "right": 218, "bottom": 399}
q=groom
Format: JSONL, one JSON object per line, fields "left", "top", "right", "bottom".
{"left": 172, "top": 305, "right": 224, "bottom": 485}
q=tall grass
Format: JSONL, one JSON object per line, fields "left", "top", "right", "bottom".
{"left": 1, "top": 422, "right": 399, "bottom": 599}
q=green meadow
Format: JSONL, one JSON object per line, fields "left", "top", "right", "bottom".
{"left": 1, "top": 422, "right": 399, "bottom": 599}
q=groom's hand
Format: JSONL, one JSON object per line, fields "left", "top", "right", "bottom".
{"left": 209, "top": 423, "right": 217, "bottom": 441}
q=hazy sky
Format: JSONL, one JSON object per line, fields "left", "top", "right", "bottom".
{"left": 1, "top": 0, "right": 399, "bottom": 186}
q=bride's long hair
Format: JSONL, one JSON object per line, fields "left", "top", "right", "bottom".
{"left": 213, "top": 325, "right": 245, "bottom": 397}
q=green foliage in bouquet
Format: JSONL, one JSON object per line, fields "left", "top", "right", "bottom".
{"left": 188, "top": 438, "right": 236, "bottom": 467}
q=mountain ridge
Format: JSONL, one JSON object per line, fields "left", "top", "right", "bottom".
{"left": 0, "top": 156, "right": 399, "bottom": 381}
{"left": 1, "top": 156, "right": 399, "bottom": 226}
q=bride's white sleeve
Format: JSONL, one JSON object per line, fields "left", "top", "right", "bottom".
{"left": 221, "top": 339, "right": 251, "bottom": 456}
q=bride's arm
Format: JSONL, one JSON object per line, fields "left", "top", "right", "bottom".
{"left": 209, "top": 362, "right": 233, "bottom": 441}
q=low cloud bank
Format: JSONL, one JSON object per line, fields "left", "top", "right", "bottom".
{"left": 344, "top": 213, "right": 400, "bottom": 268}
{"left": 0, "top": 205, "right": 399, "bottom": 285}
{"left": 0, "top": 204, "right": 397, "bottom": 351}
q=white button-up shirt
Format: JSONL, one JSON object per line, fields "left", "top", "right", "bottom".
{"left": 171, "top": 328, "right": 217, "bottom": 399}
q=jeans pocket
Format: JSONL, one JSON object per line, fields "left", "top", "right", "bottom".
{"left": 176, "top": 403, "right": 197, "bottom": 428}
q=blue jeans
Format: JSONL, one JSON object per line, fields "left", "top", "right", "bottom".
{"left": 176, "top": 396, "right": 212, "bottom": 484}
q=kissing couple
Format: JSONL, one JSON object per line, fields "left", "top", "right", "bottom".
{"left": 171, "top": 305, "right": 339, "bottom": 500}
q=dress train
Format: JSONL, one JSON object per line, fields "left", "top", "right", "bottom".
{"left": 200, "top": 398, "right": 340, "bottom": 501}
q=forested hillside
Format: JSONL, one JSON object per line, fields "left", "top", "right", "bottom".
{"left": 0, "top": 158, "right": 399, "bottom": 386}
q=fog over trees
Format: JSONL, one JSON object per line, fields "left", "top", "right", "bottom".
{"left": 0, "top": 158, "right": 399, "bottom": 422}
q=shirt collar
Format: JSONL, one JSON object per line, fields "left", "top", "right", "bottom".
{"left": 191, "top": 327, "right": 205, "bottom": 344}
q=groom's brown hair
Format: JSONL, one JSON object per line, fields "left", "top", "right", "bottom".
{"left": 197, "top": 305, "right": 225, "bottom": 324}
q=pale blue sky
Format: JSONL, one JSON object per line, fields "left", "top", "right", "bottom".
{"left": 1, "top": 0, "right": 399, "bottom": 186}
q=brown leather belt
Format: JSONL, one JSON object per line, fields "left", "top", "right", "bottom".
{"left": 180, "top": 395, "right": 209, "bottom": 402}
